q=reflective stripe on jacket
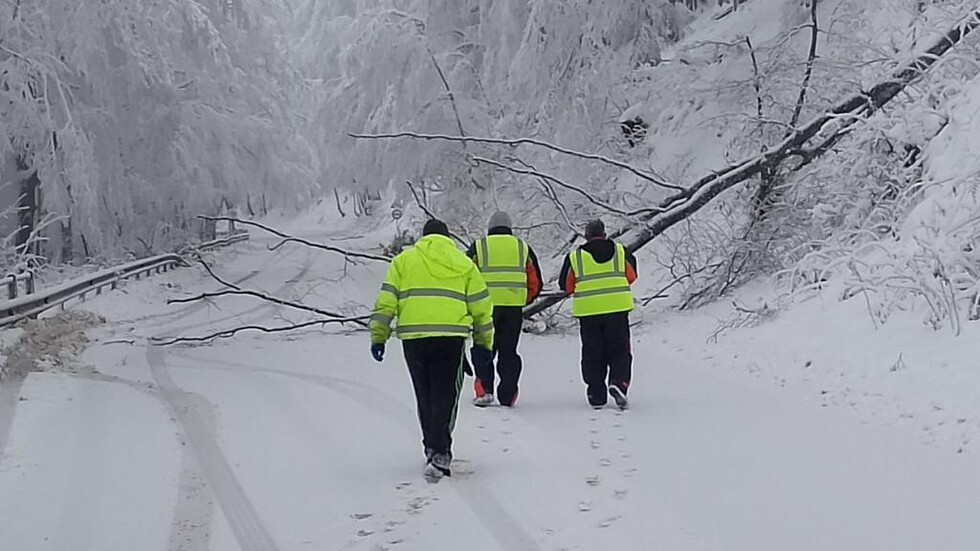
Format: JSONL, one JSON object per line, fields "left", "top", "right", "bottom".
{"left": 569, "top": 243, "right": 634, "bottom": 317}
{"left": 475, "top": 235, "right": 529, "bottom": 307}
{"left": 371, "top": 234, "right": 494, "bottom": 348}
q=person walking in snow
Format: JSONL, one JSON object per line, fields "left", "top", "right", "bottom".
{"left": 466, "top": 211, "right": 543, "bottom": 407}
{"left": 558, "top": 219, "right": 637, "bottom": 410}
{"left": 369, "top": 219, "right": 495, "bottom": 481}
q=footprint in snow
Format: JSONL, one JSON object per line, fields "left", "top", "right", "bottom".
{"left": 590, "top": 440, "right": 601, "bottom": 450}
{"left": 598, "top": 515, "right": 622, "bottom": 528}
{"left": 599, "top": 458, "right": 612, "bottom": 467}
{"left": 585, "top": 476, "right": 600, "bottom": 487}
{"left": 356, "top": 529, "right": 374, "bottom": 537}
{"left": 621, "top": 468, "right": 638, "bottom": 478}
{"left": 614, "top": 489, "right": 629, "bottom": 500}
{"left": 351, "top": 513, "right": 374, "bottom": 520}
{"left": 578, "top": 501, "right": 593, "bottom": 512}
{"left": 383, "top": 520, "right": 404, "bottom": 533}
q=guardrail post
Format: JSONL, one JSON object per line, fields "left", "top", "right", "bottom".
{"left": 7, "top": 274, "right": 16, "bottom": 300}
{"left": 25, "top": 272, "right": 34, "bottom": 295}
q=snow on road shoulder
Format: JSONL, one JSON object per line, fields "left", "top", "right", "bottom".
{"left": 649, "top": 280, "right": 980, "bottom": 456}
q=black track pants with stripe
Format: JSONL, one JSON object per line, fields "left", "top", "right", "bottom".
{"left": 402, "top": 336, "right": 465, "bottom": 456}
{"left": 578, "top": 312, "right": 632, "bottom": 406}
{"left": 475, "top": 306, "right": 524, "bottom": 406}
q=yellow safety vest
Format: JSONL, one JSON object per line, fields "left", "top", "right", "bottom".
{"left": 475, "top": 235, "right": 529, "bottom": 307}
{"left": 370, "top": 234, "right": 494, "bottom": 348}
{"left": 570, "top": 244, "right": 634, "bottom": 318}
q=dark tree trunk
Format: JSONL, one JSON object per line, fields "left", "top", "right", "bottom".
{"left": 14, "top": 155, "right": 39, "bottom": 262}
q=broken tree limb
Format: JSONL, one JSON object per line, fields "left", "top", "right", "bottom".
{"left": 198, "top": 216, "right": 390, "bottom": 263}
{"left": 349, "top": 131, "right": 682, "bottom": 192}
{"left": 523, "top": 8, "right": 980, "bottom": 318}
{"left": 172, "top": 260, "right": 370, "bottom": 328}
{"left": 150, "top": 317, "right": 368, "bottom": 346}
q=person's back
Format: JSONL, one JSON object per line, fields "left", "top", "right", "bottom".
{"left": 559, "top": 220, "right": 636, "bottom": 410}
{"left": 380, "top": 232, "right": 490, "bottom": 341}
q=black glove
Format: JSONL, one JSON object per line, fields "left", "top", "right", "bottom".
{"left": 461, "top": 355, "right": 474, "bottom": 377}
{"left": 370, "top": 343, "right": 385, "bottom": 362}
{"left": 470, "top": 346, "right": 493, "bottom": 372}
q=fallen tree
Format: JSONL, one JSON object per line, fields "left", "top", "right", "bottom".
{"left": 522, "top": 8, "right": 980, "bottom": 318}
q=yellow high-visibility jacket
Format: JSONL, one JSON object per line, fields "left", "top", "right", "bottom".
{"left": 474, "top": 234, "right": 529, "bottom": 307}
{"left": 371, "top": 234, "right": 494, "bottom": 349}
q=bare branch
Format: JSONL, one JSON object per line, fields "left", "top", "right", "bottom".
{"left": 151, "top": 317, "right": 365, "bottom": 346}
{"left": 472, "top": 156, "right": 664, "bottom": 218}
{"left": 172, "top": 260, "right": 370, "bottom": 328}
{"left": 349, "top": 131, "right": 682, "bottom": 192}
{"left": 429, "top": 51, "right": 467, "bottom": 140}
{"left": 745, "top": 36, "right": 765, "bottom": 128}
{"left": 788, "top": 1, "right": 820, "bottom": 130}
{"left": 198, "top": 216, "right": 390, "bottom": 263}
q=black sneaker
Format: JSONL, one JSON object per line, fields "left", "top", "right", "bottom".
{"left": 431, "top": 452, "right": 452, "bottom": 477}
{"left": 608, "top": 385, "right": 629, "bottom": 410}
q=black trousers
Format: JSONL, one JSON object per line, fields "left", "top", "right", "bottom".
{"left": 579, "top": 312, "right": 632, "bottom": 406}
{"left": 475, "top": 306, "right": 524, "bottom": 406}
{"left": 402, "top": 337, "right": 465, "bottom": 456}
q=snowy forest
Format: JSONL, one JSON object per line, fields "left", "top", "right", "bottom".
{"left": 3, "top": 0, "right": 980, "bottom": 333}
{"left": 4, "top": 1, "right": 980, "bottom": 549}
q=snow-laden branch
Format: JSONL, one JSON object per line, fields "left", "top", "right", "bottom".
{"left": 198, "top": 216, "right": 390, "bottom": 263}
{"left": 348, "top": 131, "right": 682, "bottom": 192}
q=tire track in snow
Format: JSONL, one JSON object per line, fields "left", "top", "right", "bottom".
{"left": 147, "top": 344, "right": 280, "bottom": 551}
{"left": 143, "top": 248, "right": 315, "bottom": 551}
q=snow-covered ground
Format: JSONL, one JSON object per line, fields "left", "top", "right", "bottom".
{"left": 2, "top": 211, "right": 980, "bottom": 551}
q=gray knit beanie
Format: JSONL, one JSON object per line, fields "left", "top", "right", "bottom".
{"left": 488, "top": 211, "right": 512, "bottom": 230}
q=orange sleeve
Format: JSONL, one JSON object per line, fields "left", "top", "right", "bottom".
{"left": 525, "top": 261, "right": 542, "bottom": 304}
{"left": 565, "top": 270, "right": 576, "bottom": 294}
{"left": 626, "top": 263, "right": 637, "bottom": 285}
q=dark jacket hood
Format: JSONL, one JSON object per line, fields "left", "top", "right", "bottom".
{"left": 580, "top": 238, "right": 616, "bottom": 263}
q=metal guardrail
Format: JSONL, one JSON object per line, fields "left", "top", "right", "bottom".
{"left": 0, "top": 230, "right": 249, "bottom": 328}
{"left": 4, "top": 271, "right": 35, "bottom": 300}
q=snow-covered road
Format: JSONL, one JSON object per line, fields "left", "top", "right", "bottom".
{"left": 2, "top": 232, "right": 979, "bottom": 551}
